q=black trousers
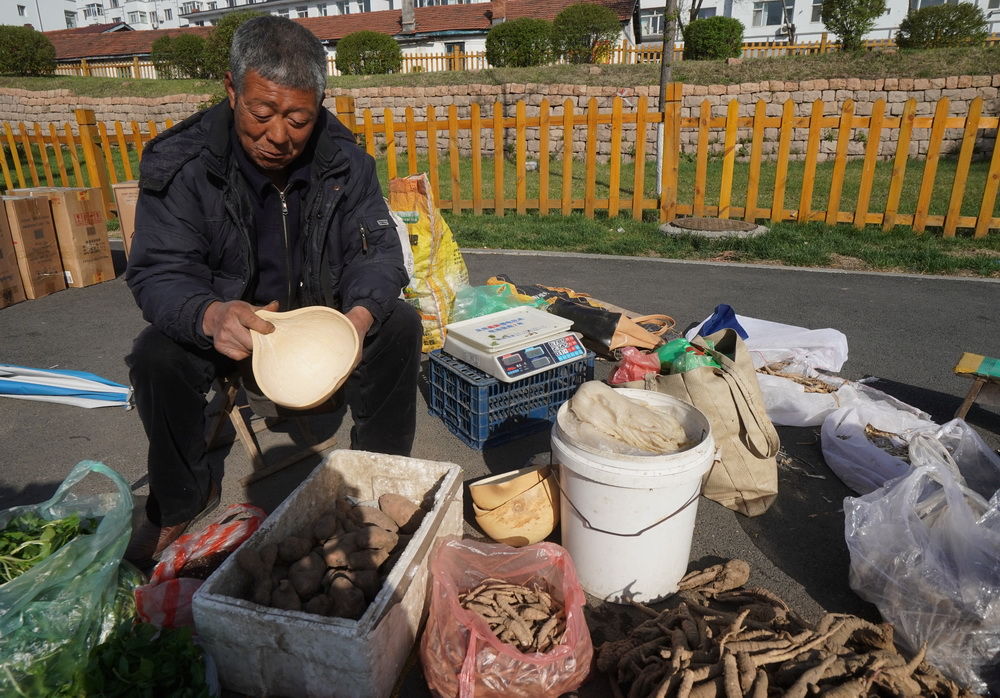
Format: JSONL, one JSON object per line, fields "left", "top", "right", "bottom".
{"left": 126, "top": 299, "right": 422, "bottom": 526}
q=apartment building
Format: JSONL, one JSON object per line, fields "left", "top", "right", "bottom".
{"left": 637, "top": 0, "right": 1000, "bottom": 44}
{"left": 72, "top": 0, "right": 190, "bottom": 29}
{"left": 1, "top": 0, "right": 78, "bottom": 31}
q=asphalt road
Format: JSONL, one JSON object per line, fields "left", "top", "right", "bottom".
{"left": 1, "top": 245, "right": 998, "bottom": 695}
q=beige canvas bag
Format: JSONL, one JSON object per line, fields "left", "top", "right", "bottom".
{"left": 624, "top": 329, "right": 780, "bottom": 516}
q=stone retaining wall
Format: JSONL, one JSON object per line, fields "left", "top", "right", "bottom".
{"left": 2, "top": 75, "right": 997, "bottom": 162}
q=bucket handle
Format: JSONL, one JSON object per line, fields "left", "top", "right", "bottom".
{"left": 549, "top": 461, "right": 716, "bottom": 538}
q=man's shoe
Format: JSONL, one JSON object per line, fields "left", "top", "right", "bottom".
{"left": 124, "top": 482, "right": 221, "bottom": 569}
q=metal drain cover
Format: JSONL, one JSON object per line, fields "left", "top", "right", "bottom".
{"left": 671, "top": 217, "right": 758, "bottom": 232}
{"left": 659, "top": 217, "right": 768, "bottom": 239}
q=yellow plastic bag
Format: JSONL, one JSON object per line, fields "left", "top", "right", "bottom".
{"left": 389, "top": 174, "right": 468, "bottom": 352}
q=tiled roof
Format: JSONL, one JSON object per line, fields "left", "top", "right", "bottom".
{"left": 45, "top": 22, "right": 132, "bottom": 37}
{"left": 299, "top": 0, "right": 635, "bottom": 41}
{"left": 50, "top": 26, "right": 212, "bottom": 60}
{"left": 50, "top": 0, "right": 635, "bottom": 60}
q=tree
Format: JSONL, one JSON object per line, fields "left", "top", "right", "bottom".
{"left": 150, "top": 33, "right": 211, "bottom": 79}
{"left": 682, "top": 16, "right": 743, "bottom": 60}
{"left": 203, "top": 10, "right": 266, "bottom": 79}
{"left": 0, "top": 26, "right": 56, "bottom": 76}
{"left": 896, "top": 3, "right": 988, "bottom": 49}
{"left": 551, "top": 3, "right": 623, "bottom": 64}
{"left": 820, "top": 0, "right": 886, "bottom": 52}
{"left": 336, "top": 31, "right": 402, "bottom": 75}
{"left": 486, "top": 18, "right": 553, "bottom": 68}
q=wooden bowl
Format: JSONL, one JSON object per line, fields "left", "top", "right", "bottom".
{"left": 469, "top": 464, "right": 551, "bottom": 511}
{"left": 250, "top": 306, "right": 359, "bottom": 410}
{"left": 474, "top": 475, "right": 560, "bottom": 547}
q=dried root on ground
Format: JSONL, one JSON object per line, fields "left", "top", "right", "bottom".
{"left": 459, "top": 579, "right": 567, "bottom": 653}
{"left": 597, "top": 559, "right": 977, "bottom": 698}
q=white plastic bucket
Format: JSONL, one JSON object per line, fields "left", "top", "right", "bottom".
{"left": 551, "top": 388, "right": 716, "bottom": 604}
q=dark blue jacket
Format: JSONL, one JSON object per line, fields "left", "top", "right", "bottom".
{"left": 126, "top": 100, "right": 406, "bottom": 349}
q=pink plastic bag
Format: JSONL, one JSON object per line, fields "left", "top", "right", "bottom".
{"left": 610, "top": 346, "right": 661, "bottom": 384}
{"left": 420, "top": 538, "right": 593, "bottom": 698}
{"left": 135, "top": 503, "right": 265, "bottom": 628}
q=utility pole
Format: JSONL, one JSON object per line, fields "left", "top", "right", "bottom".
{"left": 656, "top": 0, "right": 678, "bottom": 196}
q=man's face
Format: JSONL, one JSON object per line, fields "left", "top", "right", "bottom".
{"left": 225, "top": 69, "right": 318, "bottom": 173}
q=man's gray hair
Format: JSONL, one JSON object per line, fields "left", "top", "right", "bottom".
{"left": 230, "top": 16, "right": 327, "bottom": 102}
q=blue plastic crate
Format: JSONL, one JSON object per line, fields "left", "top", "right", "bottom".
{"left": 427, "top": 350, "right": 595, "bottom": 450}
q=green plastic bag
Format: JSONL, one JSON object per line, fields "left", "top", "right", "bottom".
{"left": 450, "top": 283, "right": 548, "bottom": 322}
{"left": 0, "top": 460, "right": 133, "bottom": 696}
{"left": 656, "top": 337, "right": 721, "bottom": 373}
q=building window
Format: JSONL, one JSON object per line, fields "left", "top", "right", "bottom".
{"left": 387, "top": 0, "right": 393, "bottom": 8}
{"left": 110, "top": 0, "right": 119, "bottom": 7}
{"left": 65, "top": 10, "right": 77, "bottom": 27}
{"left": 182, "top": 1, "right": 203, "bottom": 14}
{"left": 83, "top": 4, "right": 104, "bottom": 18}
{"left": 696, "top": 6, "right": 716, "bottom": 17}
{"left": 208, "top": 1, "right": 218, "bottom": 8}
{"left": 320, "top": 3, "right": 328, "bottom": 15}
{"left": 811, "top": 0, "right": 822, "bottom": 21}
{"left": 640, "top": 8, "right": 663, "bottom": 37}
{"left": 227, "top": 0, "right": 235, "bottom": 6}
{"left": 165, "top": 8, "right": 173, "bottom": 19}
{"left": 128, "top": 10, "right": 148, "bottom": 23}
{"left": 990, "top": 0, "right": 999, "bottom": 9}
{"left": 752, "top": 0, "right": 792, "bottom": 26}
{"left": 916, "top": 0, "right": 958, "bottom": 7}
{"left": 358, "top": 0, "right": 370, "bottom": 10}
{"left": 17, "top": 5, "right": 25, "bottom": 16}
{"left": 276, "top": 8, "right": 289, "bottom": 16}
{"left": 296, "top": 5, "right": 308, "bottom": 16}
{"left": 337, "top": 1, "right": 350, "bottom": 13}
{"left": 111, "top": 15, "right": 121, "bottom": 23}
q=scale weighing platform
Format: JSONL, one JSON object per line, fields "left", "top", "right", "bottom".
{"left": 443, "top": 307, "right": 587, "bottom": 382}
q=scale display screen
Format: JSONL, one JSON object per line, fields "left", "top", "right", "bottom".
{"left": 495, "top": 334, "right": 585, "bottom": 379}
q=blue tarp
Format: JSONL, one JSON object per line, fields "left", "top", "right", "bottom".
{"left": 0, "top": 364, "right": 132, "bottom": 408}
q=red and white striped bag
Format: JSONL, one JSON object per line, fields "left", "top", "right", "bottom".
{"left": 135, "top": 503, "right": 266, "bottom": 628}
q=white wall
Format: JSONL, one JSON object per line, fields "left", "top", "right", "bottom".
{"left": 74, "top": 0, "right": 189, "bottom": 30}
{"left": 1, "top": 0, "right": 77, "bottom": 31}
{"left": 638, "top": 0, "right": 1000, "bottom": 44}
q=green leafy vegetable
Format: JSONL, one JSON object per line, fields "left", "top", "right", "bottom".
{"left": 81, "top": 623, "right": 212, "bottom": 697}
{"left": 0, "top": 512, "right": 96, "bottom": 583}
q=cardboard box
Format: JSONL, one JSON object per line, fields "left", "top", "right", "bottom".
{"left": 0, "top": 212, "right": 26, "bottom": 309}
{"left": 48, "top": 188, "right": 114, "bottom": 288}
{"left": 2, "top": 196, "right": 65, "bottom": 300}
{"left": 14, "top": 187, "right": 115, "bottom": 287}
{"left": 112, "top": 180, "right": 140, "bottom": 259}
{"left": 193, "top": 450, "right": 463, "bottom": 698}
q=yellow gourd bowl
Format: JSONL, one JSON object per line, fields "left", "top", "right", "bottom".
{"left": 469, "top": 464, "right": 551, "bottom": 511}
{"left": 473, "top": 475, "right": 560, "bottom": 547}
{"left": 250, "top": 306, "right": 359, "bottom": 410}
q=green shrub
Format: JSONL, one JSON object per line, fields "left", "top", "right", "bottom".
{"left": 203, "top": 10, "right": 266, "bottom": 78}
{"left": 150, "top": 33, "right": 210, "bottom": 79}
{"left": 486, "top": 18, "right": 553, "bottom": 68}
{"left": 682, "top": 16, "right": 744, "bottom": 60}
{"left": 551, "top": 3, "right": 622, "bottom": 64}
{"left": 896, "top": 3, "right": 988, "bottom": 49}
{"left": 336, "top": 31, "right": 402, "bottom": 75}
{"left": 0, "top": 26, "right": 56, "bottom": 76}
{"left": 821, "top": 0, "right": 887, "bottom": 52}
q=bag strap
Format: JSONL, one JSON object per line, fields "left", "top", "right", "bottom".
{"left": 631, "top": 314, "right": 676, "bottom": 337}
{"left": 692, "top": 334, "right": 780, "bottom": 459}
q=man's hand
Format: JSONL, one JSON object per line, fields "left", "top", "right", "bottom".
{"left": 344, "top": 306, "right": 374, "bottom": 369}
{"left": 202, "top": 300, "right": 279, "bottom": 360}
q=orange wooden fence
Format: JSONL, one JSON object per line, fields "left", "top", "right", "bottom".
{"left": 2, "top": 90, "right": 998, "bottom": 237}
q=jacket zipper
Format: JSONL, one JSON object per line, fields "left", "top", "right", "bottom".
{"left": 360, "top": 221, "right": 369, "bottom": 254}
{"left": 276, "top": 185, "right": 293, "bottom": 309}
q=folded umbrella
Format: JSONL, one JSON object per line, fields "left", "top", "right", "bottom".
{"left": 0, "top": 364, "right": 132, "bottom": 409}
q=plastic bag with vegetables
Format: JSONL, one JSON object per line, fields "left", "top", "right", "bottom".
{"left": 0, "top": 460, "right": 133, "bottom": 695}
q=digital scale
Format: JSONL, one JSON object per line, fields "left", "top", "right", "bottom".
{"left": 443, "top": 308, "right": 586, "bottom": 382}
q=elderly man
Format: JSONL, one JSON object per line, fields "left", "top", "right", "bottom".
{"left": 124, "top": 16, "right": 420, "bottom": 565}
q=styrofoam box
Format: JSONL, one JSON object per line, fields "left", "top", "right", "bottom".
{"left": 192, "top": 450, "right": 463, "bottom": 698}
